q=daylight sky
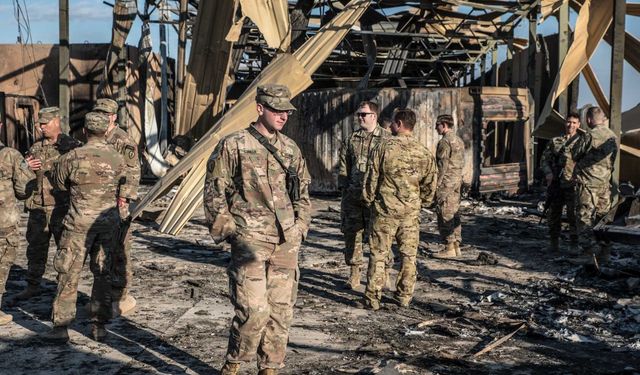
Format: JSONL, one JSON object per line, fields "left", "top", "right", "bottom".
{"left": 0, "top": 0, "right": 638, "bottom": 112}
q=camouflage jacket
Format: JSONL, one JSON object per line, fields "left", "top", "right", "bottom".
{"left": 540, "top": 132, "right": 582, "bottom": 188}
{"left": 0, "top": 142, "right": 36, "bottom": 229}
{"left": 363, "top": 133, "right": 438, "bottom": 218}
{"left": 338, "top": 125, "right": 390, "bottom": 199}
{"left": 105, "top": 127, "right": 140, "bottom": 200}
{"left": 572, "top": 125, "right": 618, "bottom": 187}
{"left": 52, "top": 138, "right": 125, "bottom": 232}
{"left": 25, "top": 134, "right": 82, "bottom": 209}
{"left": 203, "top": 126, "right": 312, "bottom": 244}
{"left": 436, "top": 131, "right": 464, "bottom": 194}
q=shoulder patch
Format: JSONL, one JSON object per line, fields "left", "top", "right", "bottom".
{"left": 124, "top": 145, "right": 136, "bottom": 160}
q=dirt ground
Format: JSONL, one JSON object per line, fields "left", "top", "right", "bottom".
{"left": 1, "top": 191, "right": 640, "bottom": 375}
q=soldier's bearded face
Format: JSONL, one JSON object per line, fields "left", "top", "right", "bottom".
{"left": 435, "top": 123, "right": 445, "bottom": 135}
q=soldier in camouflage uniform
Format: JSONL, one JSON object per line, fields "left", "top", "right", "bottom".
{"left": 204, "top": 84, "right": 311, "bottom": 375}
{"left": 46, "top": 112, "right": 125, "bottom": 342}
{"left": 0, "top": 121, "right": 36, "bottom": 325}
{"left": 571, "top": 106, "right": 618, "bottom": 264}
{"left": 362, "top": 108, "right": 437, "bottom": 309}
{"left": 94, "top": 98, "right": 140, "bottom": 316}
{"left": 432, "top": 115, "right": 465, "bottom": 259}
{"left": 539, "top": 112, "right": 583, "bottom": 253}
{"left": 11, "top": 107, "right": 82, "bottom": 304}
{"left": 338, "top": 101, "right": 390, "bottom": 290}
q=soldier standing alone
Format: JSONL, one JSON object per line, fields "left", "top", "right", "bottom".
{"left": 363, "top": 108, "right": 437, "bottom": 309}
{"left": 94, "top": 98, "right": 140, "bottom": 315}
{"left": 204, "top": 84, "right": 311, "bottom": 375}
{"left": 12, "top": 107, "right": 82, "bottom": 303}
{"left": 338, "top": 101, "right": 390, "bottom": 289}
{"left": 572, "top": 106, "right": 618, "bottom": 264}
{"left": 0, "top": 121, "right": 35, "bottom": 325}
{"left": 47, "top": 112, "right": 125, "bottom": 342}
{"left": 539, "top": 112, "right": 583, "bottom": 253}
{"left": 432, "top": 115, "right": 465, "bottom": 259}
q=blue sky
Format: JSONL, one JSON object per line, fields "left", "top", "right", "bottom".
{"left": 0, "top": 0, "right": 638, "bottom": 111}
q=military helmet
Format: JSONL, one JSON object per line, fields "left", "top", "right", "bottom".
{"left": 93, "top": 98, "right": 119, "bottom": 114}
{"left": 85, "top": 111, "right": 110, "bottom": 133}
{"left": 255, "top": 84, "right": 296, "bottom": 111}
{"left": 38, "top": 107, "right": 60, "bottom": 124}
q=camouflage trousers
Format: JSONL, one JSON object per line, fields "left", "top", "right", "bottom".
{"left": 436, "top": 187, "right": 462, "bottom": 244}
{"left": 547, "top": 185, "right": 578, "bottom": 241}
{"left": 225, "top": 232, "right": 301, "bottom": 370}
{"left": 0, "top": 227, "right": 19, "bottom": 294}
{"left": 25, "top": 205, "right": 66, "bottom": 287}
{"left": 111, "top": 221, "right": 132, "bottom": 300}
{"left": 51, "top": 228, "right": 114, "bottom": 327}
{"left": 365, "top": 214, "right": 420, "bottom": 305}
{"left": 341, "top": 195, "right": 370, "bottom": 266}
{"left": 575, "top": 183, "right": 611, "bottom": 252}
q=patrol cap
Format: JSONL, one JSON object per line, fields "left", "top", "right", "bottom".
{"left": 255, "top": 84, "right": 296, "bottom": 111}
{"left": 38, "top": 107, "right": 60, "bottom": 124}
{"left": 85, "top": 111, "right": 110, "bottom": 133}
{"left": 93, "top": 98, "right": 119, "bottom": 114}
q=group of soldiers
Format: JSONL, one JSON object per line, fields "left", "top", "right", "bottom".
{"left": 203, "top": 85, "right": 465, "bottom": 374}
{"left": 540, "top": 106, "right": 618, "bottom": 264}
{"left": 0, "top": 98, "right": 139, "bottom": 343}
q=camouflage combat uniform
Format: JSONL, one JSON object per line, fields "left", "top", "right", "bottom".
{"left": 571, "top": 125, "right": 617, "bottom": 259}
{"left": 105, "top": 125, "right": 140, "bottom": 300}
{"left": 435, "top": 131, "right": 464, "bottom": 246}
{"left": 50, "top": 112, "right": 125, "bottom": 328}
{"left": 363, "top": 133, "right": 437, "bottom": 307}
{"left": 0, "top": 142, "right": 35, "bottom": 322}
{"left": 204, "top": 85, "right": 311, "bottom": 372}
{"left": 338, "top": 125, "right": 390, "bottom": 267}
{"left": 24, "top": 133, "right": 81, "bottom": 289}
{"left": 539, "top": 133, "right": 582, "bottom": 248}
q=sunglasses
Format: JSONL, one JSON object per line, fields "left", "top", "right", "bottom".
{"left": 263, "top": 105, "right": 294, "bottom": 116}
{"left": 357, "top": 112, "right": 374, "bottom": 118}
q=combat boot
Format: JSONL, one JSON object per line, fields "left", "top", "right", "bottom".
{"left": 0, "top": 297, "right": 12, "bottom": 325}
{"left": 432, "top": 243, "right": 457, "bottom": 259}
{"left": 9, "top": 284, "right": 41, "bottom": 305}
{"left": 395, "top": 294, "right": 411, "bottom": 308}
{"left": 113, "top": 294, "right": 137, "bottom": 317}
{"left": 548, "top": 237, "right": 560, "bottom": 252}
{"left": 43, "top": 326, "right": 70, "bottom": 343}
{"left": 220, "top": 362, "right": 240, "bottom": 375}
{"left": 258, "top": 369, "right": 278, "bottom": 375}
{"left": 348, "top": 265, "right": 361, "bottom": 290}
{"left": 91, "top": 323, "right": 107, "bottom": 342}
{"left": 454, "top": 241, "right": 462, "bottom": 257}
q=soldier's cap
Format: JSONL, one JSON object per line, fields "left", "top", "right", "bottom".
{"left": 255, "top": 84, "right": 296, "bottom": 111}
{"left": 93, "top": 98, "right": 119, "bottom": 114}
{"left": 38, "top": 107, "right": 60, "bottom": 124}
{"left": 85, "top": 111, "right": 110, "bottom": 133}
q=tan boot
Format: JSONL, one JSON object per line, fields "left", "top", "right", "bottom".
{"left": 348, "top": 265, "right": 361, "bottom": 290}
{"left": 454, "top": 242, "right": 462, "bottom": 257}
{"left": 220, "top": 362, "right": 240, "bottom": 375}
{"left": 91, "top": 323, "right": 107, "bottom": 342}
{"left": 0, "top": 296, "right": 12, "bottom": 325}
{"left": 258, "top": 369, "right": 278, "bottom": 375}
{"left": 113, "top": 294, "right": 137, "bottom": 317}
{"left": 9, "top": 285, "right": 41, "bottom": 305}
{"left": 432, "top": 243, "right": 457, "bottom": 259}
{"left": 43, "top": 326, "right": 70, "bottom": 343}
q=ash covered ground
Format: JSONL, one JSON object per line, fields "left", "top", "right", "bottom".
{"left": 1, "top": 191, "right": 639, "bottom": 374}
